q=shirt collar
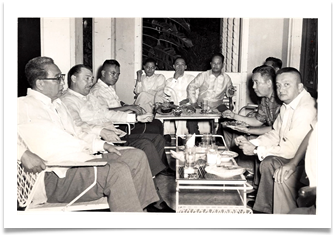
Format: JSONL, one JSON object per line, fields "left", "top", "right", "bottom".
{"left": 27, "top": 88, "right": 52, "bottom": 105}
{"left": 284, "top": 89, "right": 307, "bottom": 110}
{"left": 67, "top": 88, "right": 86, "bottom": 99}
{"left": 98, "top": 79, "right": 109, "bottom": 88}
{"left": 27, "top": 88, "right": 63, "bottom": 106}
{"left": 208, "top": 69, "right": 223, "bottom": 77}
{"left": 266, "top": 91, "right": 276, "bottom": 102}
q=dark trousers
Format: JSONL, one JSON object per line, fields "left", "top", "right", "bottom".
{"left": 124, "top": 133, "right": 167, "bottom": 176}
{"left": 130, "top": 119, "right": 163, "bottom": 135}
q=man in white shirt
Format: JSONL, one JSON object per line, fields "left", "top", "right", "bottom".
{"left": 60, "top": 64, "right": 169, "bottom": 178}
{"left": 164, "top": 57, "right": 195, "bottom": 135}
{"left": 235, "top": 67, "right": 316, "bottom": 213}
{"left": 134, "top": 58, "right": 166, "bottom": 113}
{"left": 17, "top": 56, "right": 160, "bottom": 212}
{"left": 90, "top": 59, "right": 164, "bottom": 135}
{"left": 186, "top": 53, "right": 235, "bottom": 134}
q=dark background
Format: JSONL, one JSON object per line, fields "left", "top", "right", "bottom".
{"left": 18, "top": 18, "right": 41, "bottom": 97}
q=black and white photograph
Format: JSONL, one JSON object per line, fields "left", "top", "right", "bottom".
{"left": 3, "top": 0, "right": 333, "bottom": 232}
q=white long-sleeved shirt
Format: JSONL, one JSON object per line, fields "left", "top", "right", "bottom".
{"left": 187, "top": 70, "right": 233, "bottom": 108}
{"left": 60, "top": 89, "right": 126, "bottom": 136}
{"left": 165, "top": 73, "right": 195, "bottom": 104}
{"left": 305, "top": 121, "right": 318, "bottom": 187}
{"left": 134, "top": 73, "right": 166, "bottom": 96}
{"left": 250, "top": 89, "right": 316, "bottom": 161}
{"left": 90, "top": 79, "right": 136, "bottom": 123}
{"left": 17, "top": 89, "right": 105, "bottom": 164}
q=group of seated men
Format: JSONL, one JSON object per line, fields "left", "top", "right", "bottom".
{"left": 17, "top": 52, "right": 317, "bottom": 214}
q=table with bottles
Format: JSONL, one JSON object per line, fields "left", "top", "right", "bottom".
{"left": 155, "top": 108, "right": 221, "bottom": 134}
{"left": 175, "top": 134, "right": 253, "bottom": 213}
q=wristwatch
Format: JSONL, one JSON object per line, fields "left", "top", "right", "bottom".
{"left": 253, "top": 146, "right": 258, "bottom": 155}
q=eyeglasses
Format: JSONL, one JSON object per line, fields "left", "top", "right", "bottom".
{"left": 107, "top": 71, "right": 120, "bottom": 77}
{"left": 39, "top": 74, "right": 65, "bottom": 83}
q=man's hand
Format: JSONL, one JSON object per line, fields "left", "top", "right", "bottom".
{"left": 222, "top": 110, "right": 235, "bottom": 119}
{"left": 235, "top": 136, "right": 255, "bottom": 156}
{"left": 21, "top": 150, "right": 46, "bottom": 173}
{"left": 190, "top": 102, "right": 200, "bottom": 109}
{"left": 125, "top": 105, "right": 143, "bottom": 115}
{"left": 100, "top": 128, "right": 121, "bottom": 142}
{"left": 234, "top": 135, "right": 248, "bottom": 146}
{"left": 273, "top": 162, "right": 297, "bottom": 184}
{"left": 229, "top": 125, "right": 248, "bottom": 134}
{"left": 103, "top": 143, "right": 121, "bottom": 156}
{"left": 137, "top": 113, "right": 154, "bottom": 123}
{"left": 136, "top": 70, "right": 143, "bottom": 82}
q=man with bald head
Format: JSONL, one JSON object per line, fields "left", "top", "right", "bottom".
{"left": 235, "top": 67, "right": 316, "bottom": 213}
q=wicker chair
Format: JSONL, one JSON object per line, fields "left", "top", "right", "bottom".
{"left": 17, "top": 161, "right": 109, "bottom": 212}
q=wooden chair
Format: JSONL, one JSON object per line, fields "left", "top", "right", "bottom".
{"left": 17, "top": 161, "right": 109, "bottom": 212}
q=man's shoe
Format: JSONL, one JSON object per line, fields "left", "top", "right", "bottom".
{"left": 247, "top": 200, "right": 255, "bottom": 208}
{"left": 247, "top": 190, "right": 257, "bottom": 199}
{"left": 145, "top": 202, "right": 175, "bottom": 213}
{"left": 158, "top": 168, "right": 175, "bottom": 177}
{"left": 243, "top": 170, "right": 254, "bottom": 180}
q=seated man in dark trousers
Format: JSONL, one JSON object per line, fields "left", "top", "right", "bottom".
{"left": 17, "top": 56, "right": 161, "bottom": 212}
{"left": 186, "top": 53, "right": 235, "bottom": 134}
{"left": 61, "top": 64, "right": 174, "bottom": 180}
{"left": 90, "top": 59, "right": 163, "bottom": 135}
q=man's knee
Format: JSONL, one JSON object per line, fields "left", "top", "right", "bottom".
{"left": 132, "top": 149, "right": 147, "bottom": 163}
{"left": 259, "top": 156, "right": 280, "bottom": 174}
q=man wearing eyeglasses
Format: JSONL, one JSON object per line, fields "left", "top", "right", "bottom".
{"left": 17, "top": 56, "right": 162, "bottom": 212}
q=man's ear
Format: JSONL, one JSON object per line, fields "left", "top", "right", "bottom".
{"left": 35, "top": 79, "right": 44, "bottom": 91}
{"left": 71, "top": 75, "right": 77, "bottom": 84}
{"left": 101, "top": 70, "right": 105, "bottom": 77}
{"left": 173, "top": 65, "right": 176, "bottom": 70}
{"left": 298, "top": 83, "right": 304, "bottom": 92}
{"left": 184, "top": 65, "right": 187, "bottom": 70}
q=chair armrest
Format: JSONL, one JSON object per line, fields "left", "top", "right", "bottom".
{"left": 297, "top": 186, "right": 316, "bottom": 208}
{"left": 113, "top": 122, "right": 132, "bottom": 135}
{"left": 17, "top": 160, "right": 108, "bottom": 209}
{"left": 298, "top": 186, "right": 316, "bottom": 198}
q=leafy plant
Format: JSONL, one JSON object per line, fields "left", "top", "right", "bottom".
{"left": 142, "top": 18, "right": 193, "bottom": 70}
{"left": 142, "top": 18, "right": 221, "bottom": 71}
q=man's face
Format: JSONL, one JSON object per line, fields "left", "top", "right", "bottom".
{"left": 252, "top": 73, "right": 272, "bottom": 97}
{"left": 276, "top": 72, "right": 302, "bottom": 104}
{"left": 173, "top": 58, "right": 187, "bottom": 74}
{"left": 72, "top": 68, "right": 96, "bottom": 96}
{"left": 101, "top": 65, "right": 120, "bottom": 86}
{"left": 41, "top": 64, "right": 64, "bottom": 101}
{"left": 143, "top": 62, "right": 156, "bottom": 77}
{"left": 210, "top": 56, "right": 224, "bottom": 73}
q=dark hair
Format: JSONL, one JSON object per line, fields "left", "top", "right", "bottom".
{"left": 143, "top": 58, "right": 157, "bottom": 66}
{"left": 211, "top": 53, "right": 225, "bottom": 63}
{"left": 102, "top": 59, "right": 120, "bottom": 70}
{"left": 25, "top": 56, "right": 55, "bottom": 88}
{"left": 276, "top": 67, "right": 302, "bottom": 83}
{"left": 67, "top": 64, "right": 92, "bottom": 88}
{"left": 252, "top": 65, "right": 276, "bottom": 85}
{"left": 265, "top": 57, "right": 282, "bottom": 70}
{"left": 173, "top": 57, "right": 186, "bottom": 65}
